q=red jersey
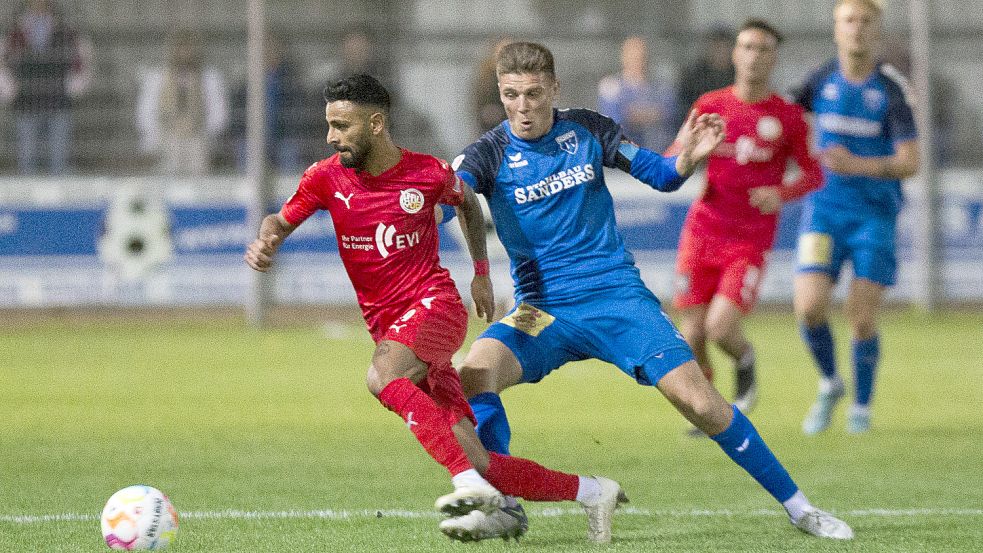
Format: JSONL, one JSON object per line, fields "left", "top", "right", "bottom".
{"left": 281, "top": 149, "right": 465, "bottom": 339}
{"left": 686, "top": 87, "right": 821, "bottom": 249}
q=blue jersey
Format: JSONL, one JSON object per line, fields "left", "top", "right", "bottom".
{"left": 454, "top": 108, "right": 645, "bottom": 306}
{"left": 793, "top": 59, "right": 918, "bottom": 218}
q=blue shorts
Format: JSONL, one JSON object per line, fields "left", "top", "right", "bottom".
{"left": 796, "top": 202, "right": 897, "bottom": 286}
{"left": 478, "top": 284, "right": 694, "bottom": 387}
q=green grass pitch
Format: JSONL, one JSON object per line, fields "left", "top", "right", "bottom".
{"left": 2, "top": 309, "right": 981, "bottom": 552}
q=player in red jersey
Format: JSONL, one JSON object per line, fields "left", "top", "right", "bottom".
{"left": 669, "top": 19, "right": 823, "bottom": 419}
{"left": 245, "top": 74, "right": 624, "bottom": 542}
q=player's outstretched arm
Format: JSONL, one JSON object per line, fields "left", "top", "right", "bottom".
{"left": 674, "top": 109, "right": 725, "bottom": 176}
{"left": 454, "top": 184, "right": 495, "bottom": 323}
{"left": 244, "top": 212, "right": 297, "bottom": 272}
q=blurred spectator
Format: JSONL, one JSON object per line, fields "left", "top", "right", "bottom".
{"left": 597, "top": 35, "right": 677, "bottom": 152}
{"left": 0, "top": 0, "right": 93, "bottom": 174}
{"left": 677, "top": 24, "right": 735, "bottom": 127}
{"left": 333, "top": 28, "right": 393, "bottom": 87}
{"left": 136, "top": 31, "right": 228, "bottom": 176}
{"left": 472, "top": 37, "right": 510, "bottom": 135}
{"left": 326, "top": 29, "right": 443, "bottom": 157}
{"left": 229, "top": 34, "right": 305, "bottom": 174}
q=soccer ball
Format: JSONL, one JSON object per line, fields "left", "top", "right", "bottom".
{"left": 100, "top": 485, "right": 179, "bottom": 550}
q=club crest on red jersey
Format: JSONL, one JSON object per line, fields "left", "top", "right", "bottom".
{"left": 756, "top": 116, "right": 782, "bottom": 141}
{"left": 400, "top": 188, "right": 425, "bottom": 214}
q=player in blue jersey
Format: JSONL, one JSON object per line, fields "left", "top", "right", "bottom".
{"left": 792, "top": 0, "right": 919, "bottom": 435}
{"left": 437, "top": 41, "right": 853, "bottom": 543}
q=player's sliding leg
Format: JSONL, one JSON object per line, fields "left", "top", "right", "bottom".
{"left": 453, "top": 338, "right": 628, "bottom": 543}
{"left": 459, "top": 338, "right": 520, "bottom": 455}
{"left": 367, "top": 341, "right": 503, "bottom": 516}
{"left": 844, "top": 278, "right": 886, "bottom": 434}
{"left": 451, "top": 418, "right": 627, "bottom": 543}
{"left": 705, "top": 295, "right": 757, "bottom": 414}
{"left": 658, "top": 360, "right": 853, "bottom": 539}
{"left": 794, "top": 273, "right": 845, "bottom": 435}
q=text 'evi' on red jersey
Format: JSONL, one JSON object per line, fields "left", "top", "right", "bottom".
{"left": 281, "top": 149, "right": 465, "bottom": 337}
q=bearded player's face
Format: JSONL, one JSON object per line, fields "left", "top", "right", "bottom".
{"left": 326, "top": 101, "right": 375, "bottom": 169}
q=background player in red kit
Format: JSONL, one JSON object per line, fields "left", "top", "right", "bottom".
{"left": 669, "top": 20, "right": 823, "bottom": 418}
{"left": 244, "top": 74, "right": 625, "bottom": 542}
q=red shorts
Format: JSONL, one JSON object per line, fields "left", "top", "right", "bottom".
{"left": 674, "top": 228, "right": 768, "bottom": 313}
{"left": 378, "top": 291, "right": 476, "bottom": 425}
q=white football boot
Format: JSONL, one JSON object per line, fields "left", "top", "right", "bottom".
{"left": 439, "top": 503, "right": 528, "bottom": 542}
{"left": 802, "top": 378, "right": 845, "bottom": 435}
{"left": 435, "top": 485, "right": 504, "bottom": 517}
{"left": 578, "top": 476, "right": 629, "bottom": 543}
{"left": 792, "top": 507, "right": 854, "bottom": 539}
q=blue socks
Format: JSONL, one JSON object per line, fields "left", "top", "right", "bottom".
{"left": 469, "top": 392, "right": 512, "bottom": 455}
{"left": 801, "top": 323, "right": 838, "bottom": 379}
{"left": 711, "top": 405, "right": 799, "bottom": 503}
{"left": 852, "top": 335, "right": 879, "bottom": 406}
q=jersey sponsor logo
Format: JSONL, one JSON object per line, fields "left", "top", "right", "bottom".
{"left": 500, "top": 303, "right": 555, "bottom": 337}
{"left": 375, "top": 223, "right": 420, "bottom": 258}
{"left": 816, "top": 113, "right": 882, "bottom": 137}
{"left": 555, "top": 130, "right": 578, "bottom": 155}
{"left": 340, "top": 234, "right": 376, "bottom": 252}
{"left": 399, "top": 188, "right": 425, "bottom": 214}
{"left": 513, "top": 163, "right": 596, "bottom": 204}
{"left": 507, "top": 151, "right": 528, "bottom": 168}
{"left": 715, "top": 137, "right": 774, "bottom": 165}
{"left": 334, "top": 191, "right": 354, "bottom": 209}
{"left": 756, "top": 116, "right": 782, "bottom": 141}
{"left": 821, "top": 83, "right": 839, "bottom": 101}
{"left": 451, "top": 154, "right": 465, "bottom": 170}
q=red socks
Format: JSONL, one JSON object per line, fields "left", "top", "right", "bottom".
{"left": 379, "top": 378, "right": 580, "bottom": 503}
{"left": 484, "top": 452, "right": 579, "bottom": 502}
{"left": 378, "top": 378, "right": 473, "bottom": 476}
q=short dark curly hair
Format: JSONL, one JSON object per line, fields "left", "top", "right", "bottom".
{"left": 323, "top": 74, "right": 391, "bottom": 113}
{"left": 739, "top": 18, "right": 784, "bottom": 45}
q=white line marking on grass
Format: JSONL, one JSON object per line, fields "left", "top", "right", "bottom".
{"left": 3, "top": 507, "right": 982, "bottom": 525}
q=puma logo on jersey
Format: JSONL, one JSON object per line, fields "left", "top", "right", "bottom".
{"left": 334, "top": 191, "right": 354, "bottom": 209}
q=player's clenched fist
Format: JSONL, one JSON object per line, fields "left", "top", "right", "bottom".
{"left": 244, "top": 235, "right": 279, "bottom": 272}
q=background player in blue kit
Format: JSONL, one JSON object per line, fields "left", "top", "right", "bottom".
{"left": 439, "top": 41, "right": 854, "bottom": 543}
{"left": 792, "top": 0, "right": 920, "bottom": 436}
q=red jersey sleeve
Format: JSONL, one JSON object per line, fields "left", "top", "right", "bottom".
{"left": 281, "top": 164, "right": 327, "bottom": 226}
{"left": 778, "top": 106, "right": 823, "bottom": 201}
{"left": 437, "top": 161, "right": 464, "bottom": 206}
